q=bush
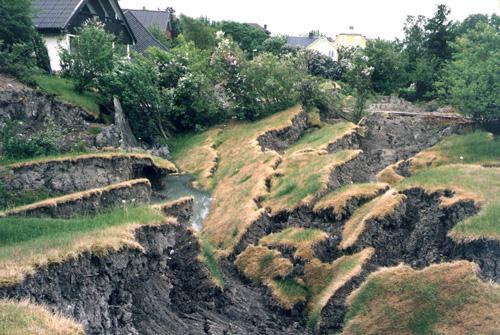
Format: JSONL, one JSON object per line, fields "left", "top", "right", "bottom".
{"left": 60, "top": 19, "right": 116, "bottom": 92}
{"left": 437, "top": 22, "right": 499, "bottom": 122}
{"left": 1, "top": 120, "right": 61, "bottom": 160}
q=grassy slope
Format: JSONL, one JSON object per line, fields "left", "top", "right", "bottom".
{"left": 33, "top": 74, "right": 100, "bottom": 118}
{"left": 0, "top": 207, "right": 166, "bottom": 286}
{"left": 401, "top": 165, "right": 500, "bottom": 239}
{"left": 0, "top": 300, "right": 84, "bottom": 335}
{"left": 343, "top": 261, "right": 500, "bottom": 335}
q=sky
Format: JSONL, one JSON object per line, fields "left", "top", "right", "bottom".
{"left": 118, "top": 0, "right": 499, "bottom": 40}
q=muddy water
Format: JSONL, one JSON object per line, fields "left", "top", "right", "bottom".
{"left": 157, "top": 174, "right": 211, "bottom": 230}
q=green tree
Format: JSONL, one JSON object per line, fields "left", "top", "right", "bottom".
{"left": 437, "top": 22, "right": 499, "bottom": 122}
{"left": 60, "top": 19, "right": 116, "bottom": 92}
{"left": 149, "top": 24, "right": 171, "bottom": 48}
{"left": 219, "top": 21, "right": 269, "bottom": 55}
{"left": 365, "top": 39, "right": 406, "bottom": 94}
{"left": 344, "top": 50, "right": 373, "bottom": 123}
{"left": 0, "top": 0, "right": 50, "bottom": 75}
{"left": 261, "top": 36, "right": 287, "bottom": 55}
{"left": 179, "top": 15, "right": 216, "bottom": 50}
{"left": 425, "top": 4, "right": 455, "bottom": 63}
{"left": 0, "top": 0, "right": 33, "bottom": 48}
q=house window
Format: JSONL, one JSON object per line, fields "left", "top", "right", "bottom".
{"left": 68, "top": 34, "right": 77, "bottom": 54}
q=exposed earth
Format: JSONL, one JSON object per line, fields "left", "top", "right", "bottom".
{"left": 0, "top": 76, "right": 498, "bottom": 335}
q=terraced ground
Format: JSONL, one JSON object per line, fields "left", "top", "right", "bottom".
{"left": 172, "top": 106, "right": 500, "bottom": 334}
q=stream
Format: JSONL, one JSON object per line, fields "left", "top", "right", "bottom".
{"left": 155, "top": 174, "right": 212, "bottom": 230}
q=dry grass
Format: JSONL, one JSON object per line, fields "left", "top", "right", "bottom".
{"left": 5, "top": 152, "right": 177, "bottom": 172}
{"left": 170, "top": 129, "right": 220, "bottom": 190}
{"left": 341, "top": 190, "right": 406, "bottom": 249}
{"left": 305, "top": 248, "right": 374, "bottom": 329}
{"left": 152, "top": 196, "right": 194, "bottom": 212}
{"left": 234, "top": 245, "right": 293, "bottom": 284}
{"left": 198, "top": 106, "right": 302, "bottom": 254}
{"left": 263, "top": 150, "right": 362, "bottom": 213}
{"left": 0, "top": 299, "right": 84, "bottom": 335}
{"left": 400, "top": 164, "right": 500, "bottom": 240}
{"left": 260, "top": 228, "right": 328, "bottom": 260}
{"left": 0, "top": 179, "right": 151, "bottom": 218}
{"left": 0, "top": 208, "right": 174, "bottom": 287}
{"left": 314, "top": 183, "right": 389, "bottom": 219}
{"left": 344, "top": 261, "right": 500, "bottom": 335}
{"left": 376, "top": 162, "right": 405, "bottom": 186}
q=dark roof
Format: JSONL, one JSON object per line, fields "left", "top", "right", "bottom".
{"left": 123, "top": 10, "right": 167, "bottom": 54}
{"left": 286, "top": 36, "right": 318, "bottom": 48}
{"left": 32, "top": 0, "right": 83, "bottom": 29}
{"left": 126, "top": 9, "right": 170, "bottom": 31}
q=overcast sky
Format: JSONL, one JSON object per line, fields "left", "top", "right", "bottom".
{"left": 118, "top": 0, "right": 499, "bottom": 39}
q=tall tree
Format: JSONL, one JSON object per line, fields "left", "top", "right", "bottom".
{"left": 425, "top": 4, "right": 455, "bottom": 63}
{"left": 365, "top": 39, "right": 406, "bottom": 94}
{"left": 437, "top": 21, "right": 499, "bottom": 122}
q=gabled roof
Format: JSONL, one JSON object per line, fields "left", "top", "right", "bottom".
{"left": 32, "top": 0, "right": 84, "bottom": 29}
{"left": 286, "top": 36, "right": 318, "bottom": 48}
{"left": 123, "top": 10, "right": 167, "bottom": 54}
{"left": 126, "top": 9, "right": 171, "bottom": 31}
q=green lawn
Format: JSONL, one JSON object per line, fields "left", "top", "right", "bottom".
{"left": 33, "top": 74, "right": 100, "bottom": 118}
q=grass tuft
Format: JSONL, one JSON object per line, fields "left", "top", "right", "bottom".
{"left": 0, "top": 299, "right": 84, "bottom": 335}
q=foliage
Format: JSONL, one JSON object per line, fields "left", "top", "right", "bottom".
{"left": 1, "top": 120, "right": 62, "bottom": 160}
{"left": 298, "top": 49, "right": 342, "bottom": 80}
{"left": 0, "top": 0, "right": 50, "bottom": 77}
{"left": 60, "top": 19, "right": 116, "bottom": 92}
{"left": 235, "top": 53, "right": 303, "bottom": 120}
{"left": 149, "top": 24, "right": 171, "bottom": 48}
{"left": 100, "top": 53, "right": 164, "bottom": 143}
{"left": 219, "top": 21, "right": 269, "bottom": 55}
{"left": 0, "top": 0, "right": 33, "bottom": 48}
{"left": 179, "top": 15, "right": 216, "bottom": 50}
{"left": 364, "top": 39, "right": 406, "bottom": 94}
{"left": 261, "top": 36, "right": 287, "bottom": 55}
{"left": 437, "top": 22, "right": 499, "bottom": 122}
{"left": 344, "top": 49, "right": 373, "bottom": 122}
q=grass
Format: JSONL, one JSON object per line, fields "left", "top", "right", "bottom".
{"left": 170, "top": 106, "right": 301, "bottom": 254}
{"left": 305, "top": 248, "right": 374, "bottom": 329}
{"left": 234, "top": 245, "right": 293, "bottom": 284}
{"left": 268, "top": 278, "right": 309, "bottom": 310}
{"left": 284, "top": 121, "right": 356, "bottom": 156}
{"left": 168, "top": 130, "right": 219, "bottom": 190}
{"left": 0, "top": 299, "right": 84, "bottom": 335}
{"left": 314, "top": 183, "right": 389, "bottom": 219}
{"left": 340, "top": 190, "right": 406, "bottom": 249}
{"left": 264, "top": 150, "right": 361, "bottom": 213}
{"left": 199, "top": 238, "right": 224, "bottom": 288}
{"left": 0, "top": 206, "right": 166, "bottom": 286}
{"left": 33, "top": 74, "right": 100, "bottom": 119}
{"left": 409, "top": 131, "right": 500, "bottom": 173}
{"left": 343, "top": 261, "right": 500, "bottom": 335}
{"left": 260, "top": 228, "right": 328, "bottom": 260}
{"left": 400, "top": 165, "right": 500, "bottom": 239}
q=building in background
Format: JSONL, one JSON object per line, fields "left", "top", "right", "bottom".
{"left": 123, "top": 9, "right": 171, "bottom": 53}
{"left": 286, "top": 35, "right": 338, "bottom": 60}
{"left": 32, "top": 0, "right": 136, "bottom": 72}
{"left": 287, "top": 27, "right": 367, "bottom": 61}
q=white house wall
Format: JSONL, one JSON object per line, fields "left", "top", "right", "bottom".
{"left": 306, "top": 39, "right": 338, "bottom": 61}
{"left": 43, "top": 34, "right": 70, "bottom": 72}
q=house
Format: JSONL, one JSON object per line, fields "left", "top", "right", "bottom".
{"left": 286, "top": 35, "right": 338, "bottom": 60}
{"left": 32, "top": 0, "right": 136, "bottom": 72}
{"left": 334, "top": 27, "right": 367, "bottom": 50}
{"left": 123, "top": 9, "right": 170, "bottom": 53}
